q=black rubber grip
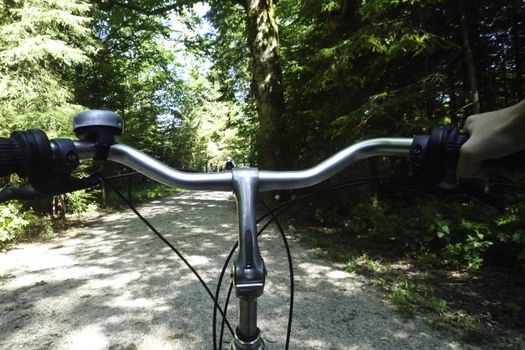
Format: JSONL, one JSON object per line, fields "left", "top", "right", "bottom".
{"left": 0, "top": 129, "right": 52, "bottom": 177}
{"left": 410, "top": 126, "right": 525, "bottom": 181}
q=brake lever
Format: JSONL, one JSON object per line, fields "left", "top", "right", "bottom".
{"left": 30, "top": 173, "right": 101, "bottom": 196}
{"left": 0, "top": 185, "right": 41, "bottom": 203}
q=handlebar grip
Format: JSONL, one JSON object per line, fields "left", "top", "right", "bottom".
{"left": 0, "top": 129, "right": 52, "bottom": 177}
{"left": 409, "top": 127, "right": 466, "bottom": 180}
{"left": 410, "top": 126, "right": 525, "bottom": 180}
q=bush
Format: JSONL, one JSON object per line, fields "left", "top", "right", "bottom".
{"left": 0, "top": 203, "right": 53, "bottom": 249}
{"left": 65, "top": 189, "right": 99, "bottom": 214}
{"left": 309, "top": 185, "right": 525, "bottom": 270}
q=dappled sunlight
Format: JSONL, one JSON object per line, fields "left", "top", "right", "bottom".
{"left": 56, "top": 324, "right": 108, "bottom": 350}
{"left": 0, "top": 190, "right": 468, "bottom": 349}
{"left": 89, "top": 271, "right": 142, "bottom": 289}
{"left": 326, "top": 269, "right": 351, "bottom": 279}
{"left": 186, "top": 255, "right": 210, "bottom": 266}
{"left": 108, "top": 292, "right": 161, "bottom": 309}
{"left": 0, "top": 244, "right": 75, "bottom": 271}
{"left": 138, "top": 334, "right": 176, "bottom": 350}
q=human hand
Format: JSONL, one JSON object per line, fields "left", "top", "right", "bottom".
{"left": 457, "top": 99, "right": 525, "bottom": 186}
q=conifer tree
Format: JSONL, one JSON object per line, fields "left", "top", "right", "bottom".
{"left": 0, "top": 0, "right": 97, "bottom": 136}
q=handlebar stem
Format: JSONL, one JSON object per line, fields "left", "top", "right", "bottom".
{"left": 232, "top": 168, "right": 265, "bottom": 345}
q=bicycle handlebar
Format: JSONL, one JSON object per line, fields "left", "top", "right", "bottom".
{"left": 0, "top": 126, "right": 490, "bottom": 196}
{"left": 258, "top": 138, "right": 411, "bottom": 191}
{"left": 2, "top": 108, "right": 523, "bottom": 199}
{"left": 95, "top": 138, "right": 412, "bottom": 192}
{"left": 2, "top": 110, "right": 522, "bottom": 350}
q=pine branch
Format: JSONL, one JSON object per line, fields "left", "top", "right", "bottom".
{"left": 106, "top": 1, "right": 182, "bottom": 15}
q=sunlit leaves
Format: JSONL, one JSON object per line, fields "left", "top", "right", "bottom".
{"left": 0, "top": 0, "right": 96, "bottom": 137}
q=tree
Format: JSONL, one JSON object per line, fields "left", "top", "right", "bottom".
{"left": 235, "top": 0, "right": 290, "bottom": 170}
{"left": 76, "top": 1, "right": 250, "bottom": 169}
{"left": 200, "top": 0, "right": 291, "bottom": 170}
{"left": 0, "top": 0, "right": 96, "bottom": 137}
{"left": 459, "top": 0, "right": 480, "bottom": 114}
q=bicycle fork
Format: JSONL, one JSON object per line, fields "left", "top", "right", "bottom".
{"left": 231, "top": 168, "right": 265, "bottom": 350}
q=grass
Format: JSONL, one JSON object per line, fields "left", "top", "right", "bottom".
{"left": 291, "top": 223, "right": 525, "bottom": 349}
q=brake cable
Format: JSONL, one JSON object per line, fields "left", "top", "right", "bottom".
{"left": 215, "top": 174, "right": 505, "bottom": 349}
{"left": 98, "top": 175, "right": 387, "bottom": 349}
{"left": 259, "top": 199, "right": 295, "bottom": 349}
{"left": 99, "top": 175, "right": 235, "bottom": 341}
{"left": 214, "top": 177, "right": 405, "bottom": 350}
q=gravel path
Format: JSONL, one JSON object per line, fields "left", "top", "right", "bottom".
{"left": 0, "top": 191, "right": 472, "bottom": 350}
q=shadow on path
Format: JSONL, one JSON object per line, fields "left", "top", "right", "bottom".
{"left": 0, "top": 191, "right": 471, "bottom": 349}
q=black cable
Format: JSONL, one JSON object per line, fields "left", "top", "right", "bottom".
{"left": 219, "top": 281, "right": 234, "bottom": 349}
{"left": 214, "top": 177, "right": 397, "bottom": 349}
{"left": 256, "top": 177, "right": 401, "bottom": 225}
{"left": 107, "top": 173, "right": 484, "bottom": 349}
{"left": 99, "top": 175, "right": 235, "bottom": 346}
{"left": 213, "top": 239, "right": 238, "bottom": 350}
{"left": 258, "top": 199, "right": 294, "bottom": 350}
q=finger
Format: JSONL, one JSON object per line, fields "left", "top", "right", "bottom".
{"left": 457, "top": 142, "right": 490, "bottom": 193}
{"left": 457, "top": 141, "right": 486, "bottom": 180}
{"left": 463, "top": 115, "right": 477, "bottom": 134}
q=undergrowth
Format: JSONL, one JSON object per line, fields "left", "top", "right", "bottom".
{"left": 292, "top": 223, "right": 525, "bottom": 349}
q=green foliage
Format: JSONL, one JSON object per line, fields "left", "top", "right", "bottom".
{"left": 0, "top": 202, "right": 52, "bottom": 249}
{"left": 319, "top": 188, "right": 525, "bottom": 270}
{"left": 0, "top": 0, "right": 523, "bottom": 275}
{"left": 277, "top": 0, "right": 523, "bottom": 167}
{"left": 0, "top": 0, "right": 97, "bottom": 137}
{"left": 104, "top": 181, "right": 180, "bottom": 207}
{"left": 383, "top": 277, "right": 448, "bottom": 317}
{"left": 443, "top": 221, "right": 493, "bottom": 270}
{"left": 274, "top": 0, "right": 525, "bottom": 269}
{"left": 75, "top": 1, "right": 252, "bottom": 169}
{"left": 65, "top": 190, "right": 98, "bottom": 214}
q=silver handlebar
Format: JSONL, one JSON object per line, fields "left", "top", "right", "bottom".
{"left": 76, "top": 138, "right": 412, "bottom": 191}
{"left": 258, "top": 138, "right": 412, "bottom": 191}
{"left": 75, "top": 136, "right": 413, "bottom": 350}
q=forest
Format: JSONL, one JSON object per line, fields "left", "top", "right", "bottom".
{"left": 0, "top": 0, "right": 524, "bottom": 337}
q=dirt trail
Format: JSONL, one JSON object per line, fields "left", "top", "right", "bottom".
{"left": 0, "top": 191, "right": 471, "bottom": 349}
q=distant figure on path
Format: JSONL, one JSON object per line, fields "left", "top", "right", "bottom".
{"left": 224, "top": 156, "right": 235, "bottom": 171}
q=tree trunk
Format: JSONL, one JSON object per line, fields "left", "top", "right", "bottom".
{"left": 53, "top": 195, "right": 66, "bottom": 221}
{"left": 460, "top": 0, "right": 480, "bottom": 114}
{"left": 243, "top": 0, "right": 289, "bottom": 170}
